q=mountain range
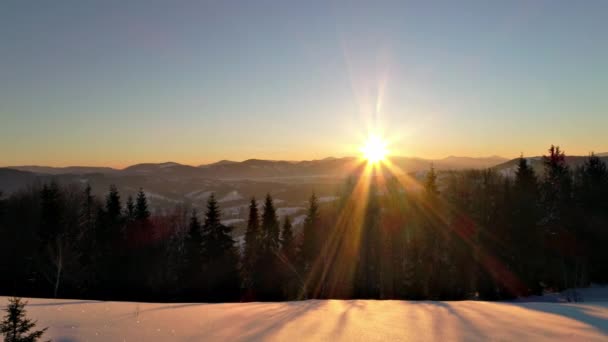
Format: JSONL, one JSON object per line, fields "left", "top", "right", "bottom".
{"left": 5, "top": 155, "right": 508, "bottom": 179}
{"left": 2, "top": 154, "right": 606, "bottom": 233}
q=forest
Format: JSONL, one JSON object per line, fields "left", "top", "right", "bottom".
{"left": 0, "top": 146, "right": 607, "bottom": 302}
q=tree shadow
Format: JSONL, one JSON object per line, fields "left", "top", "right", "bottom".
{"left": 184, "top": 300, "right": 329, "bottom": 341}
{"left": 506, "top": 302, "right": 608, "bottom": 335}
{"left": 26, "top": 300, "right": 101, "bottom": 307}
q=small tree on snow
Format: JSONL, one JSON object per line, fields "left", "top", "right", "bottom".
{"left": 0, "top": 297, "right": 49, "bottom": 342}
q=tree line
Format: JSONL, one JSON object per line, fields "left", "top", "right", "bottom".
{"left": 0, "top": 145, "right": 607, "bottom": 302}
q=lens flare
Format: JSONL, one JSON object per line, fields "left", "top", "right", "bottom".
{"left": 360, "top": 135, "right": 388, "bottom": 163}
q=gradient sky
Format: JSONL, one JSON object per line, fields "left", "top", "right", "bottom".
{"left": 1, "top": 1, "right": 607, "bottom": 167}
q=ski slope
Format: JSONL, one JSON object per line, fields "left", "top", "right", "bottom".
{"left": 2, "top": 296, "right": 607, "bottom": 341}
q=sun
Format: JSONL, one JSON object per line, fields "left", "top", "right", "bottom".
{"left": 360, "top": 135, "right": 388, "bottom": 163}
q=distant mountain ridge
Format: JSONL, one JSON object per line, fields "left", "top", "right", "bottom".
{"left": 493, "top": 153, "right": 608, "bottom": 177}
{"left": 6, "top": 155, "right": 509, "bottom": 179}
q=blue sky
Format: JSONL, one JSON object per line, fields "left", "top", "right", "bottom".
{"left": 1, "top": 0, "right": 607, "bottom": 166}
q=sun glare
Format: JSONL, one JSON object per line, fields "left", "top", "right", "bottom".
{"left": 360, "top": 135, "right": 388, "bottom": 163}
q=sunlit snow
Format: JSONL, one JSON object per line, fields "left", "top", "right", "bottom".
{"left": 4, "top": 293, "right": 607, "bottom": 341}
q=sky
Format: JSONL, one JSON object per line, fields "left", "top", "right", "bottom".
{"left": 1, "top": 0, "right": 607, "bottom": 167}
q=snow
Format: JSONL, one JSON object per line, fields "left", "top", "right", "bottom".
{"left": 144, "top": 192, "right": 181, "bottom": 204}
{"left": 185, "top": 190, "right": 213, "bottom": 201}
{"left": 223, "top": 206, "right": 243, "bottom": 217}
{"left": 318, "top": 195, "right": 339, "bottom": 203}
{"left": 4, "top": 296, "right": 607, "bottom": 341}
{"left": 221, "top": 218, "right": 245, "bottom": 226}
{"left": 218, "top": 190, "right": 243, "bottom": 203}
{"left": 292, "top": 214, "right": 307, "bottom": 226}
{"left": 276, "top": 207, "right": 305, "bottom": 217}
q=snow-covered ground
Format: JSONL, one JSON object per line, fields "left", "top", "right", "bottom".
{"left": 3, "top": 293, "right": 607, "bottom": 341}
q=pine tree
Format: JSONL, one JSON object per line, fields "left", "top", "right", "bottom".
{"left": 256, "top": 194, "right": 282, "bottom": 300}
{"left": 40, "top": 182, "right": 63, "bottom": 242}
{"left": 301, "top": 193, "right": 320, "bottom": 269}
{"left": 125, "top": 196, "right": 135, "bottom": 222}
{"left": 421, "top": 165, "right": 443, "bottom": 298}
{"left": 279, "top": 216, "right": 297, "bottom": 299}
{"left": 135, "top": 189, "right": 150, "bottom": 221}
{"left": 260, "top": 194, "right": 280, "bottom": 252}
{"left": 200, "top": 194, "right": 240, "bottom": 301}
{"left": 244, "top": 198, "right": 260, "bottom": 262}
{"left": 0, "top": 297, "right": 48, "bottom": 342}
{"left": 541, "top": 145, "right": 572, "bottom": 228}
{"left": 280, "top": 216, "right": 294, "bottom": 257}
{"left": 78, "top": 184, "right": 98, "bottom": 294}
{"left": 540, "top": 145, "right": 578, "bottom": 293}
{"left": 81, "top": 184, "right": 96, "bottom": 230}
{"left": 424, "top": 164, "right": 440, "bottom": 196}
{"left": 577, "top": 154, "right": 608, "bottom": 283}
{"left": 511, "top": 156, "right": 543, "bottom": 295}
{"left": 98, "top": 185, "right": 125, "bottom": 297}
{"left": 39, "top": 182, "right": 70, "bottom": 298}
{"left": 105, "top": 185, "right": 123, "bottom": 228}
{"left": 242, "top": 198, "right": 261, "bottom": 295}
{"left": 181, "top": 209, "right": 204, "bottom": 300}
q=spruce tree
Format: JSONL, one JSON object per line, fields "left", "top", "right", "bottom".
{"left": 104, "top": 185, "right": 123, "bottom": 228}
{"left": 40, "top": 182, "right": 63, "bottom": 242}
{"left": 301, "top": 193, "right": 320, "bottom": 270}
{"left": 78, "top": 184, "right": 97, "bottom": 294}
{"left": 511, "top": 156, "right": 542, "bottom": 295}
{"left": 577, "top": 154, "right": 608, "bottom": 282}
{"left": 200, "top": 194, "right": 240, "bottom": 301}
{"left": 244, "top": 198, "right": 260, "bottom": 262}
{"left": 134, "top": 189, "right": 150, "bottom": 221}
{"left": 261, "top": 194, "right": 280, "bottom": 252}
{"left": 242, "top": 198, "right": 261, "bottom": 295}
{"left": 256, "top": 194, "right": 281, "bottom": 300}
{"left": 424, "top": 164, "right": 440, "bottom": 196}
{"left": 99, "top": 185, "right": 124, "bottom": 297}
{"left": 280, "top": 216, "right": 294, "bottom": 258}
{"left": 181, "top": 209, "right": 204, "bottom": 300}
{"left": 541, "top": 145, "right": 577, "bottom": 292}
{"left": 0, "top": 297, "right": 48, "bottom": 342}
{"left": 279, "top": 216, "right": 297, "bottom": 299}
{"left": 125, "top": 196, "right": 135, "bottom": 222}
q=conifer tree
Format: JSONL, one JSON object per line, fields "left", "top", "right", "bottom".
{"left": 279, "top": 216, "right": 297, "bottom": 299}
{"left": 78, "top": 184, "right": 98, "bottom": 294}
{"left": 40, "top": 182, "right": 63, "bottom": 242}
{"left": 135, "top": 189, "right": 150, "bottom": 221}
{"left": 181, "top": 209, "right": 204, "bottom": 300}
{"left": 81, "top": 184, "right": 96, "bottom": 230}
{"left": 541, "top": 145, "right": 578, "bottom": 292}
{"left": 261, "top": 194, "right": 280, "bottom": 252}
{"left": 125, "top": 196, "right": 135, "bottom": 222}
{"left": 301, "top": 193, "right": 320, "bottom": 269}
{"left": 280, "top": 216, "right": 294, "bottom": 258}
{"left": 104, "top": 185, "right": 123, "bottom": 233}
{"left": 424, "top": 164, "right": 440, "bottom": 196}
{"left": 98, "top": 185, "right": 125, "bottom": 297}
{"left": 577, "top": 154, "right": 608, "bottom": 282}
{"left": 511, "top": 155, "right": 542, "bottom": 295}
{"left": 242, "top": 198, "right": 261, "bottom": 294}
{"left": 256, "top": 194, "right": 282, "bottom": 300}
{"left": 200, "top": 194, "right": 240, "bottom": 301}
{"left": 421, "top": 165, "right": 443, "bottom": 298}
{"left": 0, "top": 297, "right": 48, "bottom": 342}
{"left": 244, "top": 198, "right": 260, "bottom": 262}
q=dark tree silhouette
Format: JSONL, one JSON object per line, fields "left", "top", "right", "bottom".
{"left": 0, "top": 297, "right": 48, "bottom": 342}
{"left": 301, "top": 193, "right": 320, "bottom": 271}
{"left": 134, "top": 189, "right": 150, "bottom": 221}
{"left": 200, "top": 194, "right": 240, "bottom": 301}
